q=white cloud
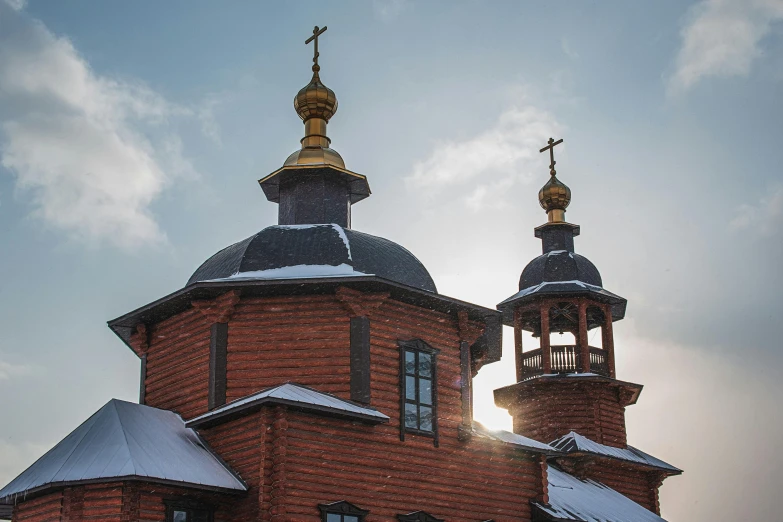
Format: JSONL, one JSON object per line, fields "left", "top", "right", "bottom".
{"left": 0, "top": 6, "right": 200, "bottom": 250}
{"left": 372, "top": 0, "right": 409, "bottom": 21}
{"left": 0, "top": 359, "right": 31, "bottom": 380}
{"left": 669, "top": 0, "right": 783, "bottom": 94}
{"left": 405, "top": 106, "right": 562, "bottom": 210}
{"left": 2, "top": 0, "right": 25, "bottom": 11}
{"left": 730, "top": 183, "right": 783, "bottom": 235}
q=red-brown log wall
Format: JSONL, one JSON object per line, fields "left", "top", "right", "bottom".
{"left": 282, "top": 411, "right": 541, "bottom": 522}
{"left": 226, "top": 295, "right": 351, "bottom": 403}
{"left": 12, "top": 491, "right": 62, "bottom": 522}
{"left": 144, "top": 307, "right": 212, "bottom": 418}
{"left": 579, "top": 464, "right": 660, "bottom": 514}
{"left": 509, "top": 382, "right": 627, "bottom": 447}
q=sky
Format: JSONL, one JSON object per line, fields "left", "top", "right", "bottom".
{"left": 0, "top": 1, "right": 781, "bottom": 520}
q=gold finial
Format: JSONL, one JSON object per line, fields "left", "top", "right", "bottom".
{"left": 305, "top": 25, "right": 328, "bottom": 72}
{"left": 286, "top": 25, "right": 344, "bottom": 169}
{"left": 538, "top": 137, "right": 571, "bottom": 223}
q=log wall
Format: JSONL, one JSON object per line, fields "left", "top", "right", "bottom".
{"left": 509, "top": 381, "right": 628, "bottom": 447}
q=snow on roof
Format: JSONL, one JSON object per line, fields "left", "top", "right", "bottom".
{"left": 186, "top": 382, "right": 390, "bottom": 429}
{"left": 501, "top": 280, "right": 605, "bottom": 303}
{"left": 535, "top": 466, "right": 667, "bottom": 522}
{"left": 470, "top": 422, "right": 557, "bottom": 454}
{"left": 0, "top": 400, "right": 246, "bottom": 505}
{"left": 204, "top": 263, "right": 369, "bottom": 282}
{"left": 277, "top": 224, "right": 352, "bottom": 260}
{"left": 549, "top": 431, "right": 681, "bottom": 473}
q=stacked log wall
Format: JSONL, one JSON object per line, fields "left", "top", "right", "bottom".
{"left": 144, "top": 308, "right": 212, "bottom": 418}
{"left": 11, "top": 492, "right": 62, "bottom": 522}
{"left": 282, "top": 411, "right": 541, "bottom": 522}
{"left": 579, "top": 464, "right": 660, "bottom": 514}
{"left": 226, "top": 295, "right": 351, "bottom": 402}
{"left": 510, "top": 382, "right": 627, "bottom": 447}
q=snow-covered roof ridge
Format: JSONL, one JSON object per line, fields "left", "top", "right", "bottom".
{"left": 549, "top": 431, "right": 681, "bottom": 473}
{"left": 0, "top": 400, "right": 247, "bottom": 506}
{"left": 470, "top": 421, "right": 558, "bottom": 454}
{"left": 535, "top": 466, "right": 667, "bottom": 522}
{"left": 186, "top": 382, "right": 390, "bottom": 429}
{"left": 205, "top": 263, "right": 368, "bottom": 283}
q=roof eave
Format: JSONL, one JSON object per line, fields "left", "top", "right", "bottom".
{"left": 107, "top": 276, "right": 503, "bottom": 364}
{"left": 187, "top": 396, "right": 390, "bottom": 430}
{"left": 494, "top": 375, "right": 644, "bottom": 409}
{"left": 0, "top": 475, "right": 247, "bottom": 507}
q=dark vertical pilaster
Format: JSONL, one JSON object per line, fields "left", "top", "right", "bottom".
{"left": 139, "top": 355, "right": 147, "bottom": 405}
{"left": 209, "top": 323, "right": 229, "bottom": 410}
{"left": 350, "top": 316, "right": 371, "bottom": 404}
{"left": 459, "top": 340, "right": 472, "bottom": 428}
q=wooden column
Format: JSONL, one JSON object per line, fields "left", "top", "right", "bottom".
{"left": 513, "top": 308, "right": 524, "bottom": 382}
{"left": 578, "top": 300, "right": 590, "bottom": 373}
{"left": 540, "top": 302, "right": 552, "bottom": 374}
{"left": 602, "top": 304, "right": 616, "bottom": 378}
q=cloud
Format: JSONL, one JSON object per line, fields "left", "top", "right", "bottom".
{"left": 2, "top": 0, "right": 25, "bottom": 11}
{"left": 730, "top": 183, "right": 783, "bottom": 235}
{"left": 669, "top": 0, "right": 783, "bottom": 94}
{"left": 0, "top": 359, "right": 31, "bottom": 380}
{"left": 372, "top": 0, "right": 409, "bottom": 21}
{"left": 404, "top": 106, "right": 562, "bottom": 210}
{"left": 0, "top": 6, "right": 200, "bottom": 250}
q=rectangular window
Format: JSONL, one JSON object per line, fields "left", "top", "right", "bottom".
{"left": 399, "top": 339, "right": 439, "bottom": 445}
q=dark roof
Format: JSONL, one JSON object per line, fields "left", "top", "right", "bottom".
{"left": 0, "top": 400, "right": 246, "bottom": 505}
{"left": 549, "top": 431, "right": 681, "bottom": 474}
{"left": 188, "top": 224, "right": 437, "bottom": 293}
{"left": 187, "top": 383, "right": 390, "bottom": 429}
{"left": 519, "top": 250, "right": 602, "bottom": 290}
{"left": 534, "top": 467, "right": 667, "bottom": 522}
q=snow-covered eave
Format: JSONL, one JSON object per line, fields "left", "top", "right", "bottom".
{"left": 108, "top": 274, "right": 502, "bottom": 363}
{"left": 552, "top": 451, "right": 682, "bottom": 475}
{"left": 187, "top": 384, "right": 390, "bottom": 429}
{"left": 0, "top": 474, "right": 248, "bottom": 507}
{"left": 469, "top": 422, "right": 561, "bottom": 456}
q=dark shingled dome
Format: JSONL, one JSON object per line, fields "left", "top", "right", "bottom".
{"left": 519, "top": 250, "right": 602, "bottom": 291}
{"left": 188, "top": 224, "right": 437, "bottom": 293}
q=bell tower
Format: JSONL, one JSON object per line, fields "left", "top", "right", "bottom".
{"left": 494, "top": 138, "right": 642, "bottom": 448}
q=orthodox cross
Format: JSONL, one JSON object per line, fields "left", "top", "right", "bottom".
{"left": 540, "top": 137, "right": 564, "bottom": 176}
{"left": 305, "top": 25, "right": 328, "bottom": 68}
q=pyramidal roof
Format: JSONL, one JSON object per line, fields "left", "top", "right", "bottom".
{"left": 549, "top": 431, "right": 681, "bottom": 473}
{"left": 535, "top": 467, "right": 667, "bottom": 522}
{"left": 0, "top": 399, "right": 246, "bottom": 505}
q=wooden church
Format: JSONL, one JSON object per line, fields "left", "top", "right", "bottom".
{"left": 0, "top": 27, "right": 680, "bottom": 522}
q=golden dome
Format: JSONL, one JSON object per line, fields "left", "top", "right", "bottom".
{"left": 294, "top": 66, "right": 338, "bottom": 122}
{"left": 538, "top": 174, "right": 571, "bottom": 222}
{"left": 283, "top": 146, "right": 345, "bottom": 169}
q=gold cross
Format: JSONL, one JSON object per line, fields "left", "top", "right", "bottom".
{"left": 539, "top": 137, "right": 564, "bottom": 176}
{"left": 305, "top": 25, "right": 328, "bottom": 68}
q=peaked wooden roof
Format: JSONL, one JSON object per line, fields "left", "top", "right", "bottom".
{"left": 0, "top": 400, "right": 246, "bottom": 505}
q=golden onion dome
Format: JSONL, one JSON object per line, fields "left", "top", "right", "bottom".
{"left": 294, "top": 65, "right": 338, "bottom": 122}
{"left": 538, "top": 174, "right": 571, "bottom": 218}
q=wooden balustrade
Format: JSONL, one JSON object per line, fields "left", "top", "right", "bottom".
{"left": 520, "top": 345, "right": 610, "bottom": 380}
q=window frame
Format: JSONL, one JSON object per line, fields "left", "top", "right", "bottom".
{"left": 164, "top": 500, "right": 213, "bottom": 522}
{"left": 318, "top": 500, "right": 369, "bottom": 522}
{"left": 397, "top": 511, "right": 445, "bottom": 522}
{"left": 398, "top": 339, "right": 439, "bottom": 446}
